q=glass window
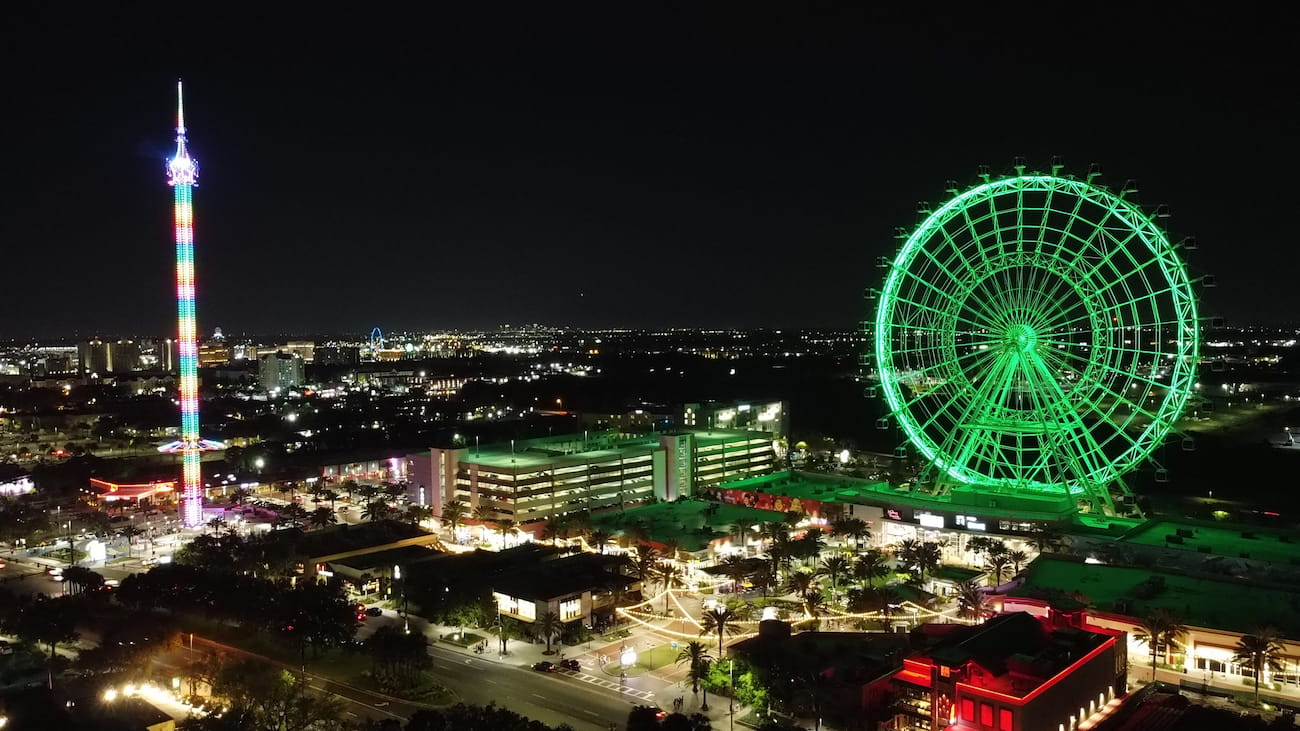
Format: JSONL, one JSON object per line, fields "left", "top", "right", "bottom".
{"left": 999, "top": 708, "right": 1013, "bottom": 731}
{"left": 980, "top": 703, "right": 993, "bottom": 726}
{"left": 962, "top": 699, "right": 975, "bottom": 721}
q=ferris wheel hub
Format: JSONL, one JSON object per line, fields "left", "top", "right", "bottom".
{"left": 1004, "top": 324, "right": 1038, "bottom": 353}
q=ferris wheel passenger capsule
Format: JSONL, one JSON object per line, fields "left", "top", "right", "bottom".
{"left": 1179, "top": 236, "right": 1198, "bottom": 252}
{"left": 1154, "top": 469, "right": 1170, "bottom": 484}
{"left": 876, "top": 418, "right": 890, "bottom": 431}
{"left": 1182, "top": 437, "right": 1197, "bottom": 452}
{"left": 1199, "top": 275, "right": 1217, "bottom": 288}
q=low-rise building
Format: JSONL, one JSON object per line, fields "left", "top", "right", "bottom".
{"left": 890, "top": 611, "right": 1126, "bottom": 731}
{"left": 1010, "top": 555, "right": 1300, "bottom": 695}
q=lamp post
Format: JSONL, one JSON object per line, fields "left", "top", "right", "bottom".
{"left": 729, "top": 661, "right": 735, "bottom": 731}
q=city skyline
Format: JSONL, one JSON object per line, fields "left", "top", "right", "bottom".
{"left": 1, "top": 7, "right": 1295, "bottom": 337}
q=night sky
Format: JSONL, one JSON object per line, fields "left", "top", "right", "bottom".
{"left": 1, "top": 6, "right": 1293, "bottom": 338}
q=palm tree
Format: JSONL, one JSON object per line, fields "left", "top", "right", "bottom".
{"left": 280, "top": 503, "right": 309, "bottom": 527}
{"left": 403, "top": 504, "right": 432, "bottom": 526}
{"left": 675, "top": 641, "right": 714, "bottom": 711}
{"left": 118, "top": 525, "right": 144, "bottom": 558}
{"left": 830, "top": 517, "right": 871, "bottom": 550}
{"left": 1007, "top": 549, "right": 1029, "bottom": 575}
{"left": 318, "top": 489, "right": 339, "bottom": 511}
{"left": 441, "top": 499, "right": 466, "bottom": 532}
{"left": 498, "top": 518, "right": 518, "bottom": 546}
{"left": 229, "top": 486, "right": 253, "bottom": 507}
{"left": 588, "top": 529, "right": 612, "bottom": 554}
{"left": 1134, "top": 608, "right": 1188, "bottom": 681}
{"left": 784, "top": 571, "right": 817, "bottom": 603}
{"left": 752, "top": 559, "right": 778, "bottom": 598}
{"left": 473, "top": 503, "right": 495, "bottom": 526}
{"left": 633, "top": 545, "right": 660, "bottom": 588}
{"left": 699, "top": 606, "right": 741, "bottom": 655}
{"left": 1027, "top": 526, "right": 1066, "bottom": 554}
{"left": 661, "top": 538, "right": 682, "bottom": 564}
{"left": 796, "top": 531, "right": 826, "bottom": 567}
{"left": 853, "top": 549, "right": 890, "bottom": 587}
{"left": 817, "top": 555, "right": 851, "bottom": 597}
{"left": 729, "top": 522, "right": 749, "bottom": 552}
{"left": 802, "top": 591, "right": 829, "bottom": 621}
{"left": 759, "top": 521, "right": 790, "bottom": 546}
{"left": 536, "top": 610, "right": 564, "bottom": 655}
{"left": 719, "top": 554, "right": 749, "bottom": 593}
{"left": 308, "top": 507, "right": 335, "bottom": 529}
{"left": 206, "top": 517, "right": 226, "bottom": 536}
{"left": 541, "top": 519, "right": 565, "bottom": 544}
{"left": 986, "top": 553, "right": 1012, "bottom": 587}
{"left": 1235, "top": 627, "right": 1285, "bottom": 704}
{"left": 339, "top": 479, "right": 359, "bottom": 503}
{"left": 362, "top": 498, "right": 390, "bottom": 522}
{"left": 768, "top": 533, "right": 794, "bottom": 577}
{"left": 656, "top": 562, "right": 684, "bottom": 612}
{"left": 955, "top": 580, "right": 988, "bottom": 621}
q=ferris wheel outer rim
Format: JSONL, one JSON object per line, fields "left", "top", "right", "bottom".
{"left": 871, "top": 174, "right": 1200, "bottom": 493}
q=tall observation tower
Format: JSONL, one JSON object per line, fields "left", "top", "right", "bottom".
{"left": 168, "top": 80, "right": 203, "bottom": 527}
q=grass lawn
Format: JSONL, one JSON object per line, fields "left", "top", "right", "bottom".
{"left": 600, "top": 643, "right": 679, "bottom": 676}
{"left": 440, "top": 632, "right": 486, "bottom": 648}
{"left": 1122, "top": 519, "right": 1300, "bottom": 565}
{"left": 1016, "top": 556, "right": 1300, "bottom": 637}
{"left": 353, "top": 672, "right": 456, "bottom": 706}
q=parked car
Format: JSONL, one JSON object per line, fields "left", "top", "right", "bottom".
{"left": 532, "top": 661, "right": 558, "bottom": 672}
{"left": 559, "top": 658, "right": 580, "bottom": 671}
{"left": 365, "top": 607, "right": 383, "bottom": 617}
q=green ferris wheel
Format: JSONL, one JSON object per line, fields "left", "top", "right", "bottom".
{"left": 870, "top": 171, "right": 1200, "bottom": 515}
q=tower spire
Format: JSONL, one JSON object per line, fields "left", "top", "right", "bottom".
{"left": 168, "top": 79, "right": 197, "bottom": 187}
{"left": 176, "top": 79, "right": 186, "bottom": 135}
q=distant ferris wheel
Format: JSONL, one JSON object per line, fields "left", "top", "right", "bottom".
{"left": 869, "top": 169, "right": 1201, "bottom": 514}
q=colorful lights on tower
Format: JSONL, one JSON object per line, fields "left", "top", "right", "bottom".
{"left": 168, "top": 80, "right": 203, "bottom": 527}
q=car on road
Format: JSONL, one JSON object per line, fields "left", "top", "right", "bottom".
{"left": 364, "top": 607, "right": 382, "bottom": 617}
{"left": 0, "top": 559, "right": 6, "bottom": 569}
{"left": 559, "top": 659, "right": 580, "bottom": 671}
{"left": 532, "top": 661, "right": 558, "bottom": 672}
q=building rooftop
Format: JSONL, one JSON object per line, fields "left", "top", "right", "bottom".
{"left": 459, "top": 428, "right": 772, "bottom": 470}
{"left": 1013, "top": 555, "right": 1300, "bottom": 638}
{"left": 714, "top": 471, "right": 1079, "bottom": 522}
{"left": 331, "top": 544, "right": 441, "bottom": 571}
{"left": 591, "top": 497, "right": 785, "bottom": 552}
{"left": 1118, "top": 518, "right": 1300, "bottom": 565}
{"left": 272, "top": 519, "right": 431, "bottom": 560}
{"left": 907, "top": 611, "right": 1114, "bottom": 699}
{"left": 493, "top": 552, "right": 636, "bottom": 601}
{"left": 731, "top": 622, "right": 910, "bottom": 685}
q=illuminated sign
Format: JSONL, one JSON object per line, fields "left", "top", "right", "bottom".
{"left": 966, "top": 520, "right": 987, "bottom": 531}
{"left": 918, "top": 512, "right": 945, "bottom": 529}
{"left": 886, "top": 509, "right": 903, "bottom": 521}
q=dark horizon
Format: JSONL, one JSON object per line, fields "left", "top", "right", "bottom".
{"left": 1, "top": 7, "right": 1294, "bottom": 337}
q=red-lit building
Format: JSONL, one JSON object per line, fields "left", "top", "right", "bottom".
{"left": 890, "top": 611, "right": 1126, "bottom": 731}
{"left": 89, "top": 477, "right": 176, "bottom": 506}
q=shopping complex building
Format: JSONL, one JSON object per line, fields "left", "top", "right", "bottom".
{"left": 407, "top": 427, "right": 778, "bottom": 524}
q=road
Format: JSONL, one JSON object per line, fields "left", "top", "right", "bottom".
{"left": 423, "top": 643, "right": 652, "bottom": 731}
{"left": 162, "top": 633, "right": 649, "bottom": 730}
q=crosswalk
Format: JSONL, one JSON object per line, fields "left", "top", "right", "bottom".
{"left": 564, "top": 670, "right": 656, "bottom": 701}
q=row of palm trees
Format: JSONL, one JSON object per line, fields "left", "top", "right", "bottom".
{"left": 1132, "top": 609, "right": 1288, "bottom": 703}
